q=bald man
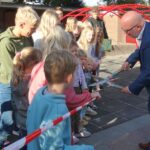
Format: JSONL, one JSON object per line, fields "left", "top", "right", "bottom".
{"left": 120, "top": 11, "right": 150, "bottom": 150}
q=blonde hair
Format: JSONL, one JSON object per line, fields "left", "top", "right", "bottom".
{"left": 77, "top": 27, "right": 94, "bottom": 52}
{"left": 65, "top": 17, "right": 78, "bottom": 32}
{"left": 38, "top": 9, "right": 59, "bottom": 37}
{"left": 12, "top": 47, "right": 42, "bottom": 86}
{"left": 82, "top": 20, "right": 93, "bottom": 28}
{"left": 44, "top": 50, "right": 76, "bottom": 84}
{"left": 15, "top": 6, "right": 40, "bottom": 26}
{"left": 42, "top": 25, "right": 72, "bottom": 58}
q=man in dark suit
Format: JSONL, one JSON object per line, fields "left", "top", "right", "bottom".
{"left": 120, "top": 11, "right": 150, "bottom": 150}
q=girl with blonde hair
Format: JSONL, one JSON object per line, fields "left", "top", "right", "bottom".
{"left": 42, "top": 25, "right": 72, "bottom": 58}
{"left": 32, "top": 9, "right": 60, "bottom": 51}
{"left": 78, "top": 26, "right": 102, "bottom": 91}
{"left": 77, "top": 27, "right": 95, "bottom": 52}
{"left": 28, "top": 25, "right": 72, "bottom": 103}
{"left": 82, "top": 20, "right": 93, "bottom": 29}
{"left": 65, "top": 17, "right": 78, "bottom": 32}
{"left": 65, "top": 17, "right": 81, "bottom": 40}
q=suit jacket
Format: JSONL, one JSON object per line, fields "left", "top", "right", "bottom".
{"left": 127, "top": 22, "right": 150, "bottom": 95}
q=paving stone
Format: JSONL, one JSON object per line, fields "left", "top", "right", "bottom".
{"left": 115, "top": 105, "right": 147, "bottom": 120}
{"left": 80, "top": 48, "right": 150, "bottom": 150}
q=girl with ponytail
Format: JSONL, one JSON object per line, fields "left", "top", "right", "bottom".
{"left": 11, "top": 47, "right": 42, "bottom": 144}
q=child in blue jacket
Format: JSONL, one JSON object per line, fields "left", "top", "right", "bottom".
{"left": 27, "top": 50, "right": 94, "bottom": 150}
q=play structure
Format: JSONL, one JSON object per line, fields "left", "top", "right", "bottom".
{"left": 62, "top": 4, "right": 150, "bottom": 21}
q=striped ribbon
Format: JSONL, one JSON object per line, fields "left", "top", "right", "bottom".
{"left": 89, "top": 68, "right": 122, "bottom": 87}
{"left": 3, "top": 98, "right": 96, "bottom": 150}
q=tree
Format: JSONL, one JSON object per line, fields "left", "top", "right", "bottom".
{"left": 103, "top": 0, "right": 146, "bottom": 5}
{"left": 49, "top": 0, "right": 84, "bottom": 7}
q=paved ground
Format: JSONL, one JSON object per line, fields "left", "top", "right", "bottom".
{"left": 80, "top": 46, "right": 150, "bottom": 150}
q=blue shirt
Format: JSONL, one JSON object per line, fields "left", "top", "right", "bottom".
{"left": 27, "top": 86, "right": 94, "bottom": 150}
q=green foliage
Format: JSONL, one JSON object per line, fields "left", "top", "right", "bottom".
{"left": 103, "top": 0, "right": 146, "bottom": 5}
{"left": 48, "top": 0, "right": 83, "bottom": 7}
{"left": 117, "top": 0, "right": 136, "bottom": 4}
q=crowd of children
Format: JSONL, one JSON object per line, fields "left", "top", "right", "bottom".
{"left": 0, "top": 5, "right": 106, "bottom": 150}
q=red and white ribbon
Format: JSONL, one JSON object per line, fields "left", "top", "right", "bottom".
{"left": 3, "top": 98, "right": 96, "bottom": 150}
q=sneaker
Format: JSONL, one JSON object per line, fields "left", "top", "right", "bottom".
{"left": 73, "top": 135, "right": 79, "bottom": 144}
{"left": 83, "top": 115, "right": 91, "bottom": 121}
{"left": 85, "top": 107, "right": 97, "bottom": 116}
{"left": 75, "top": 127, "right": 91, "bottom": 138}
{"left": 80, "top": 119, "right": 89, "bottom": 126}
{"left": 12, "top": 130, "right": 19, "bottom": 136}
{"left": 91, "top": 104, "right": 98, "bottom": 110}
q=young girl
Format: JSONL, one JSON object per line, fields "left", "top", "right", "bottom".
{"left": 65, "top": 17, "right": 81, "bottom": 41}
{"left": 32, "top": 9, "right": 60, "bottom": 51}
{"left": 67, "top": 40, "right": 100, "bottom": 141}
{"left": 28, "top": 25, "right": 72, "bottom": 104}
{"left": 78, "top": 27, "right": 102, "bottom": 86}
{"left": 11, "top": 47, "right": 42, "bottom": 139}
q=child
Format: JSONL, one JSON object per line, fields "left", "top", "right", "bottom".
{"left": 27, "top": 50, "right": 94, "bottom": 150}
{"left": 11, "top": 47, "right": 42, "bottom": 139}
{"left": 55, "top": 7, "right": 64, "bottom": 21}
{"left": 0, "top": 6, "right": 39, "bottom": 146}
{"left": 78, "top": 49, "right": 100, "bottom": 114}
{"left": 28, "top": 25, "right": 72, "bottom": 104}
{"left": 68, "top": 40, "right": 101, "bottom": 141}
{"left": 65, "top": 17, "right": 81, "bottom": 41}
{"left": 32, "top": 9, "right": 59, "bottom": 51}
{"left": 78, "top": 27, "right": 102, "bottom": 89}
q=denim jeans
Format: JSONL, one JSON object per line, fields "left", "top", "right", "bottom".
{"left": 0, "top": 83, "right": 11, "bottom": 110}
{"left": 0, "top": 83, "right": 12, "bottom": 144}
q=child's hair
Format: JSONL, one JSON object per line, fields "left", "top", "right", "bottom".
{"left": 84, "top": 57, "right": 93, "bottom": 71}
{"left": 95, "top": 29, "right": 104, "bottom": 56}
{"left": 82, "top": 20, "right": 93, "bottom": 29}
{"left": 65, "top": 17, "right": 78, "bottom": 33}
{"left": 15, "top": 6, "right": 40, "bottom": 26}
{"left": 44, "top": 50, "right": 76, "bottom": 84}
{"left": 55, "top": 6, "right": 63, "bottom": 12}
{"left": 12, "top": 47, "right": 42, "bottom": 86}
{"left": 69, "top": 39, "right": 78, "bottom": 49}
{"left": 78, "top": 27, "right": 94, "bottom": 51}
{"left": 78, "top": 49, "right": 87, "bottom": 58}
{"left": 38, "top": 9, "right": 59, "bottom": 37}
{"left": 42, "top": 25, "right": 72, "bottom": 58}
{"left": 89, "top": 6, "right": 99, "bottom": 14}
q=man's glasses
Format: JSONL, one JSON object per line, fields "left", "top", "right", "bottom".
{"left": 123, "top": 24, "right": 138, "bottom": 33}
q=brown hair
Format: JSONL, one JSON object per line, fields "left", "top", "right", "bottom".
{"left": 95, "top": 27, "right": 104, "bottom": 56}
{"left": 90, "top": 6, "right": 99, "bottom": 13}
{"left": 55, "top": 6, "right": 63, "bottom": 12}
{"left": 12, "top": 47, "right": 42, "bottom": 86}
{"left": 69, "top": 39, "right": 78, "bottom": 49}
{"left": 44, "top": 50, "right": 76, "bottom": 84}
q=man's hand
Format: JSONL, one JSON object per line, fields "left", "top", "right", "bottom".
{"left": 121, "top": 86, "right": 132, "bottom": 94}
{"left": 121, "top": 61, "right": 131, "bottom": 71}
